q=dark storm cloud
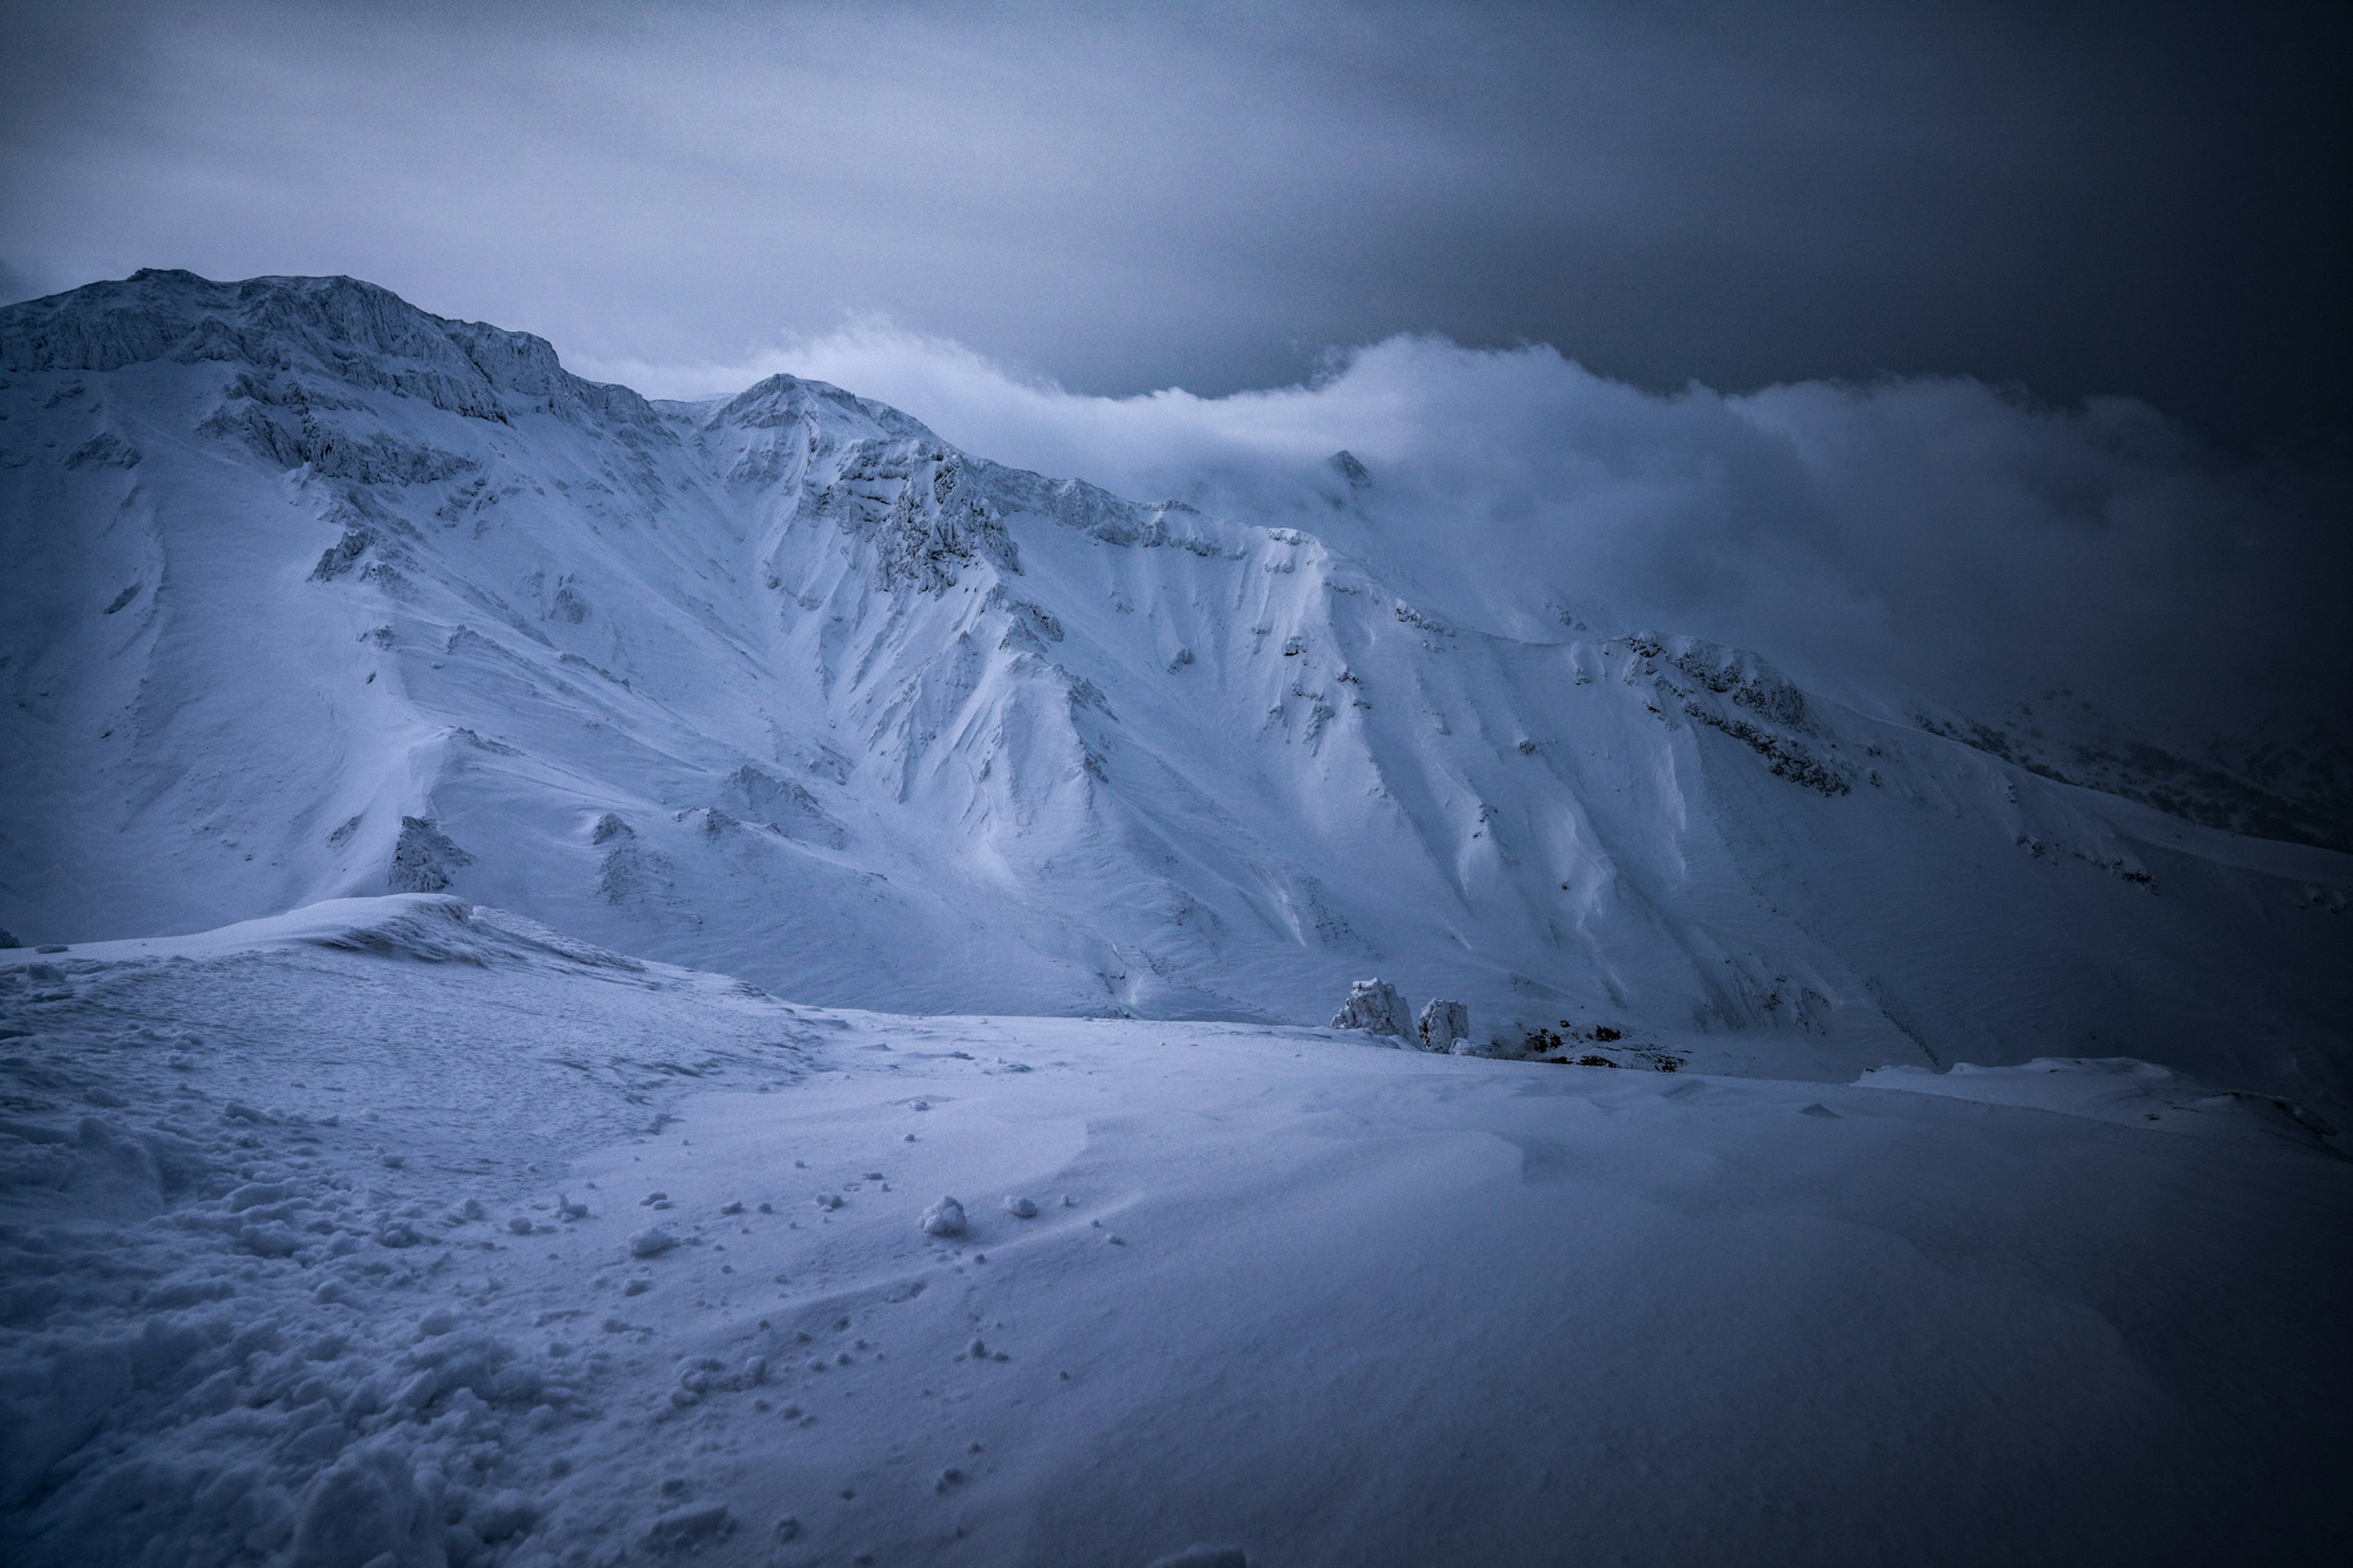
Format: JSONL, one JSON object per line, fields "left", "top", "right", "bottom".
{"left": 1, "top": 0, "right": 2343, "bottom": 749}
{"left": 2, "top": 0, "right": 2345, "bottom": 456}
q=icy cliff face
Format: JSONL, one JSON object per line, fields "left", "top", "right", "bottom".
{"left": 2, "top": 272, "right": 2346, "bottom": 1093}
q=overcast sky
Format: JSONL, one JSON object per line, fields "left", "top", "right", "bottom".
{"left": 2, "top": 0, "right": 2345, "bottom": 458}
{"left": 4, "top": 0, "right": 2346, "bottom": 746}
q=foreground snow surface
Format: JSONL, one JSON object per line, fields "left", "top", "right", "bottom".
{"left": 4, "top": 899, "right": 2346, "bottom": 1567}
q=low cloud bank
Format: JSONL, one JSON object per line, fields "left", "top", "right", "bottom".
{"left": 588, "top": 327, "right": 2346, "bottom": 749}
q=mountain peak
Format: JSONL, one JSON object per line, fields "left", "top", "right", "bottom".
{"left": 705, "top": 371, "right": 944, "bottom": 447}
{"left": 0, "top": 268, "right": 653, "bottom": 426}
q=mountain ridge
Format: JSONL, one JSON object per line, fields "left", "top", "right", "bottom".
{"left": 3, "top": 271, "right": 2346, "bottom": 1102}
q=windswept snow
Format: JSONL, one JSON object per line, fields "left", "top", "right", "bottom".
{"left": 2, "top": 271, "right": 2348, "bottom": 1104}
{"left": 1, "top": 900, "right": 2346, "bottom": 1566}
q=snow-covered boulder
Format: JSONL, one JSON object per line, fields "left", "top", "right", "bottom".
{"left": 1417, "top": 999, "right": 1469, "bottom": 1053}
{"left": 626, "top": 1224, "right": 678, "bottom": 1257}
{"left": 1331, "top": 979, "right": 1413, "bottom": 1041}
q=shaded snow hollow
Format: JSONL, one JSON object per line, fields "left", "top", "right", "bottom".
{"left": 0, "top": 898, "right": 2346, "bottom": 1566}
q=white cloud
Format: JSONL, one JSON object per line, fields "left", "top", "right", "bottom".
{"left": 588, "top": 323, "right": 2345, "bottom": 748}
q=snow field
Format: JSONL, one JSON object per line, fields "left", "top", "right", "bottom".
{"left": 4, "top": 900, "right": 2347, "bottom": 1566}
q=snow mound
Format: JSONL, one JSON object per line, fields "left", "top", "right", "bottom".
{"left": 1857, "top": 1057, "right": 2336, "bottom": 1146}
{"left": 0, "top": 895, "right": 646, "bottom": 976}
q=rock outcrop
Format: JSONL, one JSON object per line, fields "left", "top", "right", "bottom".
{"left": 1332, "top": 979, "right": 1413, "bottom": 1041}
{"left": 388, "top": 817, "right": 472, "bottom": 893}
{"left": 1417, "top": 999, "right": 1469, "bottom": 1053}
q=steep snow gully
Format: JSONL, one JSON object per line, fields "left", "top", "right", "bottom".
{"left": 2, "top": 273, "right": 2349, "bottom": 1566}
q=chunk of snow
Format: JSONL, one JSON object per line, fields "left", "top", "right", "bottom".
{"left": 921, "top": 1195, "right": 968, "bottom": 1237}
{"left": 627, "top": 1225, "right": 678, "bottom": 1258}
{"left": 289, "top": 1442, "right": 444, "bottom": 1568}
{"left": 643, "top": 1501, "right": 733, "bottom": 1548}
{"left": 1146, "top": 1548, "right": 1250, "bottom": 1568}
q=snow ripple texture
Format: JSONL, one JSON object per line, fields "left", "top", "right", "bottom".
{"left": 1, "top": 904, "right": 2345, "bottom": 1566}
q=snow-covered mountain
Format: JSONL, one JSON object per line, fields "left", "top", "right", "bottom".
{"left": 3, "top": 271, "right": 2347, "bottom": 1098}
{"left": 4, "top": 273, "right": 2349, "bottom": 1568}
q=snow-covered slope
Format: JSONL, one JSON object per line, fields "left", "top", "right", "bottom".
{"left": 3, "top": 271, "right": 2347, "bottom": 1100}
{"left": 2, "top": 903, "right": 2344, "bottom": 1566}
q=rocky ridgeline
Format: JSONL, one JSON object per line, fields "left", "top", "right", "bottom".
{"left": 809, "top": 442, "right": 1019, "bottom": 594}
{"left": 1330, "top": 980, "right": 1478, "bottom": 1055}
{"left": 0, "top": 268, "right": 654, "bottom": 426}
{"left": 1627, "top": 634, "right": 1852, "bottom": 797}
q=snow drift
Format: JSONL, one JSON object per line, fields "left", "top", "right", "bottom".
{"left": 0, "top": 903, "right": 2343, "bottom": 1566}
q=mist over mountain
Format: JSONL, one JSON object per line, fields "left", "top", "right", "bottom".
{"left": 661, "top": 319, "right": 2352, "bottom": 771}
